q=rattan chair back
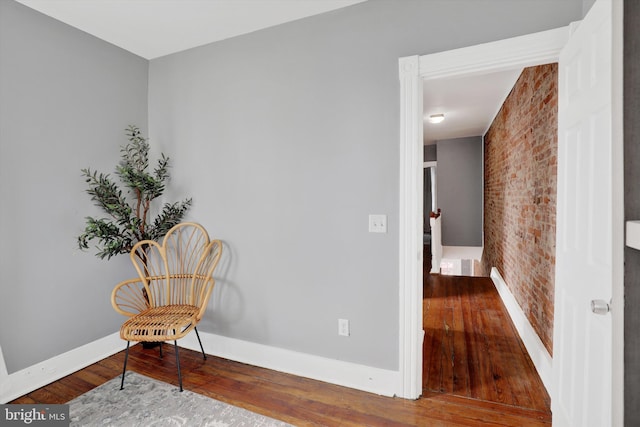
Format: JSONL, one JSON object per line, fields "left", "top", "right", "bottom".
{"left": 129, "top": 223, "right": 221, "bottom": 321}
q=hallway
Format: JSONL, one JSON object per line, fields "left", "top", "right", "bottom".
{"left": 423, "top": 245, "right": 551, "bottom": 423}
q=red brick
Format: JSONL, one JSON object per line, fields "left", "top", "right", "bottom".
{"left": 481, "top": 64, "right": 558, "bottom": 355}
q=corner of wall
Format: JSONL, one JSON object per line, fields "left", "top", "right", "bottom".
{"left": 0, "top": 333, "right": 124, "bottom": 404}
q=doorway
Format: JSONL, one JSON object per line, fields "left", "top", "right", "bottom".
{"left": 397, "top": 26, "right": 572, "bottom": 399}
{"left": 400, "top": 3, "right": 623, "bottom": 424}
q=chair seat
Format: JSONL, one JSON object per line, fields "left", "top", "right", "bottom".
{"left": 120, "top": 304, "right": 199, "bottom": 342}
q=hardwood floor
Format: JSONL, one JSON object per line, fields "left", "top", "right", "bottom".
{"left": 423, "top": 274, "right": 550, "bottom": 413}
{"left": 11, "top": 252, "right": 550, "bottom": 426}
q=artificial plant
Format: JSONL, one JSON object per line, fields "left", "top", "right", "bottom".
{"left": 78, "top": 125, "right": 192, "bottom": 259}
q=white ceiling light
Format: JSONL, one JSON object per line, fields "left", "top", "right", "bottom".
{"left": 428, "top": 113, "right": 445, "bottom": 124}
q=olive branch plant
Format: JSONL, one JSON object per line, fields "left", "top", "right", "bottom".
{"left": 77, "top": 125, "right": 192, "bottom": 259}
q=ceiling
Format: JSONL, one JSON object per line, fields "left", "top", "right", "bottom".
{"left": 14, "top": 0, "right": 366, "bottom": 59}
{"left": 423, "top": 68, "right": 523, "bottom": 145}
{"left": 15, "top": 0, "right": 521, "bottom": 143}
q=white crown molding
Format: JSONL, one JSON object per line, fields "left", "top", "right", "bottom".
{"left": 419, "top": 26, "right": 570, "bottom": 81}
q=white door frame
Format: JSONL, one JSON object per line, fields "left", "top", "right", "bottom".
{"left": 423, "top": 161, "right": 437, "bottom": 212}
{"left": 397, "top": 26, "right": 571, "bottom": 399}
{"left": 611, "top": 2, "right": 624, "bottom": 424}
{"left": 423, "top": 161, "right": 438, "bottom": 271}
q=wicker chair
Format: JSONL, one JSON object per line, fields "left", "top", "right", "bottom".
{"left": 111, "top": 222, "right": 222, "bottom": 391}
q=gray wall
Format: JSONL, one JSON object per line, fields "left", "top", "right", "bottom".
{"left": 424, "top": 144, "right": 437, "bottom": 162}
{"left": 0, "top": 0, "right": 583, "bottom": 376}
{"left": 436, "top": 137, "right": 484, "bottom": 247}
{"left": 148, "top": 0, "right": 581, "bottom": 371}
{"left": 0, "top": 1, "right": 148, "bottom": 373}
{"left": 149, "top": 0, "right": 580, "bottom": 372}
{"left": 624, "top": 1, "right": 640, "bottom": 424}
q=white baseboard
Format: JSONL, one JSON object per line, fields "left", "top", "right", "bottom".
{"left": 2, "top": 274, "right": 547, "bottom": 403}
{"left": 179, "top": 332, "right": 401, "bottom": 397}
{"left": 1, "top": 331, "right": 401, "bottom": 403}
{"left": 0, "top": 344, "right": 8, "bottom": 401}
{"left": 490, "top": 267, "right": 553, "bottom": 393}
{"left": 0, "top": 345, "right": 7, "bottom": 379}
{"left": 0, "top": 332, "right": 127, "bottom": 404}
{"left": 441, "top": 246, "right": 483, "bottom": 260}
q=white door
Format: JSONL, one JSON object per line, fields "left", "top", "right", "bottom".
{"left": 552, "top": 0, "right": 622, "bottom": 425}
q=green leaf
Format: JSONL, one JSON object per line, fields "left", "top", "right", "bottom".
{"left": 77, "top": 126, "right": 193, "bottom": 260}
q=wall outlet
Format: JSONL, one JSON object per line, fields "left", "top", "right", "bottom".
{"left": 368, "top": 214, "right": 387, "bottom": 233}
{"left": 338, "top": 318, "right": 350, "bottom": 336}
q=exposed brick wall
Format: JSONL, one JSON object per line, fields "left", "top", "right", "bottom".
{"left": 482, "top": 64, "right": 557, "bottom": 354}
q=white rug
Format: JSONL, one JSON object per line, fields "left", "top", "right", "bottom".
{"left": 68, "top": 372, "right": 293, "bottom": 426}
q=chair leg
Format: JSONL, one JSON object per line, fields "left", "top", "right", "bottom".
{"left": 174, "top": 341, "right": 183, "bottom": 392}
{"left": 120, "top": 341, "right": 130, "bottom": 390}
{"left": 194, "top": 327, "right": 206, "bottom": 360}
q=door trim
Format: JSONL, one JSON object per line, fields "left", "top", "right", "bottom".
{"left": 611, "top": 1, "right": 624, "bottom": 424}
{"left": 397, "top": 26, "right": 570, "bottom": 399}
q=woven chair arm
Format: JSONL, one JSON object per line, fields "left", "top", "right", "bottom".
{"left": 111, "top": 278, "right": 150, "bottom": 317}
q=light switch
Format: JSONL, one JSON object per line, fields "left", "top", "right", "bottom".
{"left": 369, "top": 214, "right": 387, "bottom": 233}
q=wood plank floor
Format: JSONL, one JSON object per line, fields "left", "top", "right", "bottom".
{"left": 11, "top": 252, "right": 550, "bottom": 426}
{"left": 423, "top": 273, "right": 550, "bottom": 413}
{"left": 10, "top": 345, "right": 550, "bottom": 426}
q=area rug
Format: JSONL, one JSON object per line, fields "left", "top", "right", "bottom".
{"left": 68, "top": 372, "right": 293, "bottom": 426}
